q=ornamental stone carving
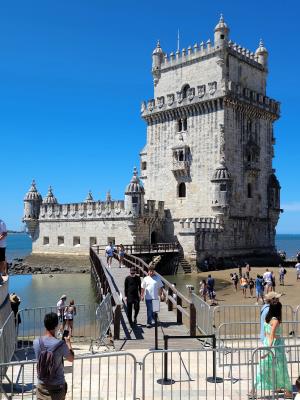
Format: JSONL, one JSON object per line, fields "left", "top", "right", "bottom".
{"left": 208, "top": 81, "right": 217, "bottom": 95}
{"left": 141, "top": 101, "right": 146, "bottom": 113}
{"left": 187, "top": 87, "right": 195, "bottom": 101}
{"left": 167, "top": 93, "right": 174, "bottom": 106}
{"left": 177, "top": 91, "right": 183, "bottom": 103}
{"left": 197, "top": 85, "right": 206, "bottom": 98}
{"left": 148, "top": 100, "right": 155, "bottom": 111}
{"left": 157, "top": 96, "right": 164, "bottom": 108}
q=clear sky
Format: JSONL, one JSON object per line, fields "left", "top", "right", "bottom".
{"left": 0, "top": 0, "right": 299, "bottom": 233}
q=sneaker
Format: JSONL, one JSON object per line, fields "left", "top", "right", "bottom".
{"left": 146, "top": 324, "right": 152, "bottom": 328}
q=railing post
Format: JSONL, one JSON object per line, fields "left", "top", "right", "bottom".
{"left": 177, "top": 296, "right": 182, "bottom": 324}
{"left": 167, "top": 288, "right": 173, "bottom": 311}
{"left": 113, "top": 304, "right": 121, "bottom": 340}
{"left": 189, "top": 303, "right": 196, "bottom": 336}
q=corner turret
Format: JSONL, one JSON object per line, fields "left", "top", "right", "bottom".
{"left": 23, "top": 180, "right": 42, "bottom": 238}
{"left": 255, "top": 39, "right": 268, "bottom": 68}
{"left": 214, "top": 14, "right": 230, "bottom": 49}
{"left": 125, "top": 167, "right": 145, "bottom": 217}
{"left": 42, "top": 186, "right": 58, "bottom": 204}
{"left": 85, "top": 190, "right": 94, "bottom": 203}
{"left": 152, "top": 40, "right": 164, "bottom": 86}
{"left": 211, "top": 159, "right": 232, "bottom": 214}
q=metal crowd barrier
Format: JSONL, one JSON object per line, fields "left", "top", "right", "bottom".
{"left": 1, "top": 345, "right": 300, "bottom": 399}
{"left": 90, "top": 294, "right": 113, "bottom": 351}
{"left": 0, "top": 312, "right": 16, "bottom": 364}
{"left": 16, "top": 304, "right": 98, "bottom": 349}
{"left": 191, "top": 293, "right": 213, "bottom": 335}
{"left": 0, "top": 351, "right": 136, "bottom": 400}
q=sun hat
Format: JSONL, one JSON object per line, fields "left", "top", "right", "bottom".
{"left": 9, "top": 293, "right": 20, "bottom": 303}
{"left": 60, "top": 294, "right": 67, "bottom": 300}
{"left": 264, "top": 292, "right": 282, "bottom": 300}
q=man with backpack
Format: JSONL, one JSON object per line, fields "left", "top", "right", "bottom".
{"left": 33, "top": 312, "right": 74, "bottom": 400}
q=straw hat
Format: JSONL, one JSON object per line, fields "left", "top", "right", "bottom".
{"left": 264, "top": 292, "right": 282, "bottom": 301}
{"left": 60, "top": 294, "right": 67, "bottom": 300}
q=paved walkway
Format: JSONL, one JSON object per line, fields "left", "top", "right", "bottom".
{"left": 101, "top": 257, "right": 200, "bottom": 351}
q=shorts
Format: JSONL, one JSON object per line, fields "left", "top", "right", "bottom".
{"left": 256, "top": 290, "right": 263, "bottom": 297}
{"left": 0, "top": 247, "right": 5, "bottom": 262}
{"left": 37, "top": 382, "right": 67, "bottom": 400}
{"left": 241, "top": 285, "right": 248, "bottom": 289}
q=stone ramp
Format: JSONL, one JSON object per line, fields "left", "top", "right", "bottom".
{"left": 102, "top": 257, "right": 200, "bottom": 350}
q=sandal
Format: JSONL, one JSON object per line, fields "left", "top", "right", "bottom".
{"left": 283, "top": 391, "right": 293, "bottom": 399}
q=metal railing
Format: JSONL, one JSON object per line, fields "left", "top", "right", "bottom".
{"left": 120, "top": 251, "right": 197, "bottom": 336}
{"left": 0, "top": 312, "right": 16, "bottom": 364}
{"left": 0, "top": 351, "right": 137, "bottom": 400}
{"left": 90, "top": 247, "right": 122, "bottom": 339}
{"left": 90, "top": 293, "right": 113, "bottom": 351}
{"left": 92, "top": 242, "right": 179, "bottom": 255}
{"left": 16, "top": 304, "right": 98, "bottom": 349}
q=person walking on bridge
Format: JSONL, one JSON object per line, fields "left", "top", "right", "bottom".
{"left": 124, "top": 267, "right": 141, "bottom": 326}
{"left": 141, "top": 266, "right": 163, "bottom": 328}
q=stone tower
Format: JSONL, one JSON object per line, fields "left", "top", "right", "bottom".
{"left": 140, "top": 15, "right": 281, "bottom": 263}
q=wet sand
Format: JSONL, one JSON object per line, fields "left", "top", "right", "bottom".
{"left": 196, "top": 266, "right": 300, "bottom": 307}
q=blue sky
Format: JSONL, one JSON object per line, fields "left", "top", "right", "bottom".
{"left": 0, "top": 0, "right": 299, "bottom": 233}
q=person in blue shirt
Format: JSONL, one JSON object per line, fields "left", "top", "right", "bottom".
{"left": 260, "top": 291, "right": 281, "bottom": 343}
{"left": 255, "top": 275, "right": 264, "bottom": 304}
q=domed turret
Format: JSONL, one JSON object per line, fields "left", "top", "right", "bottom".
{"left": 125, "top": 167, "right": 145, "bottom": 217}
{"left": 255, "top": 39, "right": 268, "bottom": 67}
{"left": 211, "top": 159, "right": 232, "bottom": 212}
{"left": 43, "top": 186, "right": 58, "bottom": 204}
{"left": 23, "top": 180, "right": 42, "bottom": 238}
{"left": 85, "top": 190, "right": 94, "bottom": 203}
{"left": 152, "top": 40, "right": 164, "bottom": 85}
{"left": 214, "top": 14, "right": 230, "bottom": 48}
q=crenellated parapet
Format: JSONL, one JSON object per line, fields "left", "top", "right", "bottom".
{"left": 178, "top": 217, "right": 223, "bottom": 233}
{"left": 141, "top": 80, "right": 279, "bottom": 122}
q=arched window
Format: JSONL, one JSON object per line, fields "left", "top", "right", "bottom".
{"left": 182, "top": 84, "right": 190, "bottom": 99}
{"left": 178, "top": 151, "right": 184, "bottom": 161}
{"left": 178, "top": 182, "right": 186, "bottom": 198}
{"left": 183, "top": 118, "right": 187, "bottom": 131}
{"left": 247, "top": 183, "right": 252, "bottom": 198}
{"left": 177, "top": 119, "right": 182, "bottom": 132}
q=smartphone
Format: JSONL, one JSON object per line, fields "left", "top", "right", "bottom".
{"left": 62, "top": 329, "right": 69, "bottom": 340}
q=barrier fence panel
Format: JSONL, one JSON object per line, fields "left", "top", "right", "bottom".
{"left": 217, "top": 321, "right": 300, "bottom": 353}
{"left": 91, "top": 293, "right": 113, "bottom": 350}
{"left": 17, "top": 304, "right": 98, "bottom": 349}
{"left": 0, "top": 312, "right": 16, "bottom": 364}
{"left": 251, "top": 344, "right": 300, "bottom": 400}
{"left": 212, "top": 304, "right": 295, "bottom": 332}
{"left": 191, "top": 293, "right": 213, "bottom": 335}
{"left": 0, "top": 352, "right": 137, "bottom": 400}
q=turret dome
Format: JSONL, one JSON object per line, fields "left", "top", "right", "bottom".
{"left": 43, "top": 186, "right": 58, "bottom": 204}
{"left": 214, "top": 14, "right": 229, "bottom": 33}
{"left": 255, "top": 39, "right": 268, "bottom": 55}
{"left": 211, "top": 159, "right": 231, "bottom": 181}
{"left": 125, "top": 167, "right": 145, "bottom": 194}
{"left": 85, "top": 190, "right": 94, "bottom": 203}
{"left": 152, "top": 40, "right": 163, "bottom": 55}
{"left": 24, "top": 180, "right": 42, "bottom": 201}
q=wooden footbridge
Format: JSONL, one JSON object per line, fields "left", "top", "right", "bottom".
{"left": 90, "top": 245, "right": 198, "bottom": 350}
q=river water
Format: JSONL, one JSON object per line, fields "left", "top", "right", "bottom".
{"left": 5, "top": 232, "right": 300, "bottom": 307}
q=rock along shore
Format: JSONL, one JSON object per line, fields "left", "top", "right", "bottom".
{"left": 8, "top": 253, "right": 91, "bottom": 275}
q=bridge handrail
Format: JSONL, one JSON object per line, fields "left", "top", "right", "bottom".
{"left": 119, "top": 251, "right": 196, "bottom": 335}
{"left": 90, "top": 248, "right": 122, "bottom": 340}
{"left": 91, "top": 242, "right": 179, "bottom": 254}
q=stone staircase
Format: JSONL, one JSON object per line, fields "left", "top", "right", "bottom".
{"left": 178, "top": 254, "right": 192, "bottom": 274}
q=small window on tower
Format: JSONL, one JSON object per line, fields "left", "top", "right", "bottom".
{"left": 178, "top": 151, "right": 184, "bottom": 161}
{"left": 182, "top": 84, "right": 190, "bottom": 99}
{"left": 183, "top": 118, "right": 187, "bottom": 131}
{"left": 177, "top": 119, "right": 182, "bottom": 132}
{"left": 178, "top": 182, "right": 186, "bottom": 198}
{"left": 43, "top": 237, "right": 49, "bottom": 245}
{"left": 132, "top": 197, "right": 138, "bottom": 204}
{"left": 141, "top": 161, "right": 147, "bottom": 170}
{"left": 220, "top": 184, "right": 227, "bottom": 192}
{"left": 220, "top": 34, "right": 225, "bottom": 39}
{"left": 73, "top": 236, "right": 80, "bottom": 246}
{"left": 247, "top": 183, "right": 252, "bottom": 198}
{"left": 90, "top": 237, "right": 97, "bottom": 246}
{"left": 58, "top": 236, "right": 64, "bottom": 246}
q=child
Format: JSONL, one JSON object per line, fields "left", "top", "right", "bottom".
{"left": 199, "top": 280, "right": 208, "bottom": 302}
{"left": 295, "top": 376, "right": 300, "bottom": 399}
{"left": 248, "top": 277, "right": 255, "bottom": 298}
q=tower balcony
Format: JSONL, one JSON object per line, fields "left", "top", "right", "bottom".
{"left": 172, "top": 160, "right": 190, "bottom": 177}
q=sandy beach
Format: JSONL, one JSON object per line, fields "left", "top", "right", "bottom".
{"left": 196, "top": 266, "right": 300, "bottom": 307}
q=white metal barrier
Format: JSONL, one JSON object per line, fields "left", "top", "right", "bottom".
{"left": 1, "top": 345, "right": 300, "bottom": 399}
{"left": 0, "top": 312, "right": 16, "bottom": 364}
{"left": 191, "top": 293, "right": 213, "bottom": 335}
{"left": 0, "top": 351, "right": 136, "bottom": 400}
{"left": 17, "top": 304, "right": 98, "bottom": 348}
{"left": 90, "top": 294, "right": 113, "bottom": 351}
